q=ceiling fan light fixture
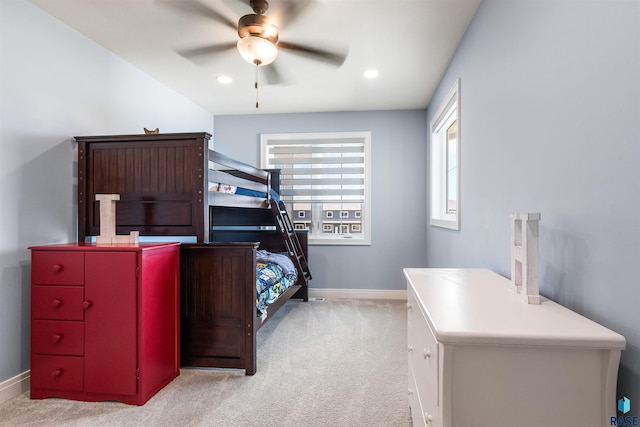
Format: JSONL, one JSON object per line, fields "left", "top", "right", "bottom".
{"left": 237, "top": 36, "right": 278, "bottom": 66}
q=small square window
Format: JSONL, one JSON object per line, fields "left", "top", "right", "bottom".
{"left": 351, "top": 224, "right": 361, "bottom": 232}
{"left": 326, "top": 211, "right": 334, "bottom": 218}
{"left": 354, "top": 211, "right": 361, "bottom": 218}
{"left": 340, "top": 211, "right": 349, "bottom": 218}
{"left": 294, "top": 223, "right": 306, "bottom": 230}
{"left": 323, "top": 224, "right": 333, "bottom": 232}
{"left": 298, "top": 211, "right": 306, "bottom": 218}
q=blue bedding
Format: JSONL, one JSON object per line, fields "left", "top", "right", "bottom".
{"left": 255, "top": 251, "right": 297, "bottom": 316}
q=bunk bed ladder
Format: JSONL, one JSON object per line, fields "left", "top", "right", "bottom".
{"left": 270, "top": 199, "right": 312, "bottom": 283}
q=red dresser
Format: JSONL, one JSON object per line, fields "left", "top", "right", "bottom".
{"left": 29, "top": 242, "right": 180, "bottom": 405}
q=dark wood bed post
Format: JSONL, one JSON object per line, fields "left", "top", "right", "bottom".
{"left": 195, "top": 136, "right": 210, "bottom": 243}
{"left": 244, "top": 246, "right": 258, "bottom": 375}
{"left": 77, "top": 140, "right": 88, "bottom": 242}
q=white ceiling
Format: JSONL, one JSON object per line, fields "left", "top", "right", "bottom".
{"left": 26, "top": 0, "right": 480, "bottom": 116}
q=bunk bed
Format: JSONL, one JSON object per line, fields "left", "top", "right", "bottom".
{"left": 75, "top": 132, "right": 311, "bottom": 375}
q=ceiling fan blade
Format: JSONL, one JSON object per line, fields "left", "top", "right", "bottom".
{"left": 175, "top": 42, "right": 237, "bottom": 63}
{"left": 262, "top": 63, "right": 285, "bottom": 85}
{"left": 273, "top": 0, "right": 316, "bottom": 27}
{"left": 222, "top": 0, "right": 254, "bottom": 16}
{"left": 155, "top": 0, "right": 237, "bottom": 31}
{"left": 277, "top": 41, "right": 348, "bottom": 67}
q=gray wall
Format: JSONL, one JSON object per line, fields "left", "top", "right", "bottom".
{"left": 0, "top": 0, "right": 213, "bottom": 385}
{"left": 213, "top": 110, "right": 428, "bottom": 291}
{"left": 426, "top": 0, "right": 640, "bottom": 405}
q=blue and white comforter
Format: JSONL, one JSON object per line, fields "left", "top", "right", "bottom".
{"left": 255, "top": 251, "right": 298, "bottom": 316}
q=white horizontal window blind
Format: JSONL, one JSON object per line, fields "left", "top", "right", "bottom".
{"left": 261, "top": 132, "right": 371, "bottom": 245}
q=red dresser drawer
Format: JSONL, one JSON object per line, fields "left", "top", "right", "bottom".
{"left": 32, "top": 252, "right": 84, "bottom": 285}
{"left": 31, "top": 355, "right": 83, "bottom": 391}
{"left": 32, "top": 320, "right": 84, "bottom": 356}
{"left": 32, "top": 286, "right": 85, "bottom": 321}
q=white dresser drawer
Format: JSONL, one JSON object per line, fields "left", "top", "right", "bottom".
{"left": 408, "top": 366, "right": 425, "bottom": 427}
{"left": 407, "top": 287, "right": 440, "bottom": 425}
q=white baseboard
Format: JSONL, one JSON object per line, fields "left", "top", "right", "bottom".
{"left": 0, "top": 371, "right": 30, "bottom": 404}
{"left": 309, "top": 288, "right": 407, "bottom": 300}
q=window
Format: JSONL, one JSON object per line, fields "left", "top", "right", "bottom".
{"left": 261, "top": 132, "right": 371, "bottom": 245}
{"left": 430, "top": 79, "right": 461, "bottom": 230}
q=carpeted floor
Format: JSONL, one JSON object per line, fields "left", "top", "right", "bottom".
{"left": 0, "top": 299, "right": 412, "bottom": 427}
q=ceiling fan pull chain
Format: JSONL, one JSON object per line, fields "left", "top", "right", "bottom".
{"left": 255, "top": 61, "right": 260, "bottom": 108}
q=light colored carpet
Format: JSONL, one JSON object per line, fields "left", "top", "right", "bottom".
{"left": 0, "top": 299, "right": 412, "bottom": 426}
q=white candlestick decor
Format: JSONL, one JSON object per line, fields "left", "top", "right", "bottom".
{"left": 510, "top": 212, "right": 541, "bottom": 304}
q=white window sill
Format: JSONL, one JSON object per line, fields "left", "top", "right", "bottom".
{"left": 430, "top": 217, "right": 459, "bottom": 230}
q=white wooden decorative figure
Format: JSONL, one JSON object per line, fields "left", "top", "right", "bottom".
{"left": 510, "top": 212, "right": 541, "bottom": 304}
{"left": 95, "top": 194, "right": 139, "bottom": 244}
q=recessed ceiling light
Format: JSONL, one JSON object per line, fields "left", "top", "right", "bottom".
{"left": 363, "top": 69, "right": 379, "bottom": 79}
{"left": 216, "top": 75, "right": 233, "bottom": 84}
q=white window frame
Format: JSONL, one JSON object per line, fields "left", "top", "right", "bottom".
{"left": 261, "top": 131, "right": 372, "bottom": 245}
{"left": 430, "top": 79, "right": 461, "bottom": 230}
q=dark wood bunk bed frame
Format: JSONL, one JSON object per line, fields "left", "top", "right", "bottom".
{"left": 76, "top": 132, "right": 310, "bottom": 375}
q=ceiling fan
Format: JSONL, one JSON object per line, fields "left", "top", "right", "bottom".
{"left": 159, "top": 0, "right": 348, "bottom": 85}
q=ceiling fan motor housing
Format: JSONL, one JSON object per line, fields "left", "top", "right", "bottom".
{"left": 249, "top": 0, "right": 269, "bottom": 15}
{"left": 238, "top": 14, "right": 279, "bottom": 44}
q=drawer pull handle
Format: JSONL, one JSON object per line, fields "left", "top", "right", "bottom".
{"left": 52, "top": 264, "right": 64, "bottom": 273}
{"left": 425, "top": 412, "right": 433, "bottom": 423}
{"left": 51, "top": 299, "right": 62, "bottom": 308}
{"left": 407, "top": 345, "right": 413, "bottom": 352}
{"left": 423, "top": 349, "right": 432, "bottom": 359}
{"left": 51, "top": 334, "right": 63, "bottom": 343}
{"left": 52, "top": 368, "right": 64, "bottom": 377}
{"left": 83, "top": 300, "right": 93, "bottom": 309}
{"left": 406, "top": 303, "right": 412, "bottom": 310}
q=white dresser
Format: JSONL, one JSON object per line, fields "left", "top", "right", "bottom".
{"left": 405, "top": 268, "right": 625, "bottom": 427}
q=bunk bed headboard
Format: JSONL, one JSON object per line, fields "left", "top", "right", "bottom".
{"left": 76, "top": 132, "right": 212, "bottom": 242}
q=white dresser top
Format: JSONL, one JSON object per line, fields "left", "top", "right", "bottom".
{"left": 404, "top": 268, "right": 625, "bottom": 350}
